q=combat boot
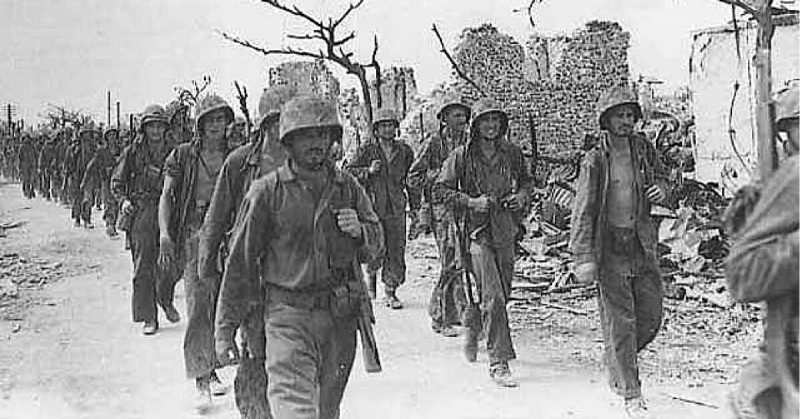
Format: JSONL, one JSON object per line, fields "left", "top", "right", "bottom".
{"left": 384, "top": 288, "right": 403, "bottom": 309}
{"left": 489, "top": 362, "right": 518, "bottom": 388}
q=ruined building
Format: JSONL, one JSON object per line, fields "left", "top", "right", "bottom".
{"left": 444, "top": 21, "right": 631, "bottom": 157}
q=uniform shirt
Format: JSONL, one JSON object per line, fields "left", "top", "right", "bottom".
{"left": 409, "top": 128, "right": 468, "bottom": 196}
{"left": 18, "top": 141, "right": 37, "bottom": 168}
{"left": 198, "top": 139, "right": 287, "bottom": 284}
{"left": 435, "top": 139, "right": 531, "bottom": 248}
{"left": 347, "top": 139, "right": 417, "bottom": 218}
{"left": 111, "top": 143, "right": 166, "bottom": 204}
{"left": 216, "top": 161, "right": 382, "bottom": 335}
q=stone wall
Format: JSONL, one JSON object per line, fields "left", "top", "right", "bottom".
{"left": 438, "top": 21, "right": 631, "bottom": 158}
{"left": 267, "top": 59, "right": 340, "bottom": 100}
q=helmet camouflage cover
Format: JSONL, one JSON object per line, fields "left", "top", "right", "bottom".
{"left": 469, "top": 98, "right": 508, "bottom": 138}
{"left": 279, "top": 96, "right": 343, "bottom": 145}
{"left": 596, "top": 85, "right": 643, "bottom": 128}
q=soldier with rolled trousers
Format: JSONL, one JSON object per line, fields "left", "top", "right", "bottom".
{"left": 726, "top": 81, "right": 799, "bottom": 419}
{"left": 65, "top": 126, "right": 97, "bottom": 227}
{"left": 216, "top": 96, "right": 382, "bottom": 419}
{"left": 347, "top": 108, "right": 417, "bottom": 308}
{"left": 435, "top": 98, "right": 531, "bottom": 388}
{"left": 111, "top": 104, "right": 177, "bottom": 336}
{"left": 200, "top": 85, "right": 295, "bottom": 419}
{"left": 158, "top": 94, "right": 235, "bottom": 410}
{"left": 570, "top": 86, "right": 672, "bottom": 418}
{"left": 18, "top": 133, "right": 37, "bottom": 199}
{"left": 409, "top": 99, "right": 471, "bottom": 337}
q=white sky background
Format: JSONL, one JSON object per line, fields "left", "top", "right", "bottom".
{"left": 0, "top": 0, "right": 745, "bottom": 123}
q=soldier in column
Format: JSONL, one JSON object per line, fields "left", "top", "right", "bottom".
{"left": 199, "top": 84, "right": 295, "bottom": 419}
{"left": 570, "top": 86, "right": 672, "bottom": 418}
{"left": 216, "top": 95, "right": 382, "bottom": 419}
{"left": 37, "top": 132, "right": 56, "bottom": 201}
{"left": 409, "top": 99, "right": 471, "bottom": 336}
{"left": 111, "top": 105, "right": 177, "bottom": 336}
{"left": 227, "top": 115, "right": 249, "bottom": 150}
{"left": 347, "top": 108, "right": 417, "bottom": 308}
{"left": 158, "top": 94, "right": 235, "bottom": 410}
{"left": 18, "top": 133, "right": 38, "bottom": 199}
{"left": 65, "top": 126, "right": 97, "bottom": 227}
{"left": 83, "top": 127, "right": 121, "bottom": 238}
{"left": 435, "top": 99, "right": 531, "bottom": 388}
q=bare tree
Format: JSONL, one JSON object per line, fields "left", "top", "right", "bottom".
{"left": 41, "top": 104, "right": 93, "bottom": 129}
{"left": 431, "top": 24, "right": 488, "bottom": 98}
{"left": 219, "top": 0, "right": 383, "bottom": 128}
{"left": 173, "top": 75, "right": 213, "bottom": 107}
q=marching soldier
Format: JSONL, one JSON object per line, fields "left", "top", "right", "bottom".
{"left": 37, "top": 133, "right": 56, "bottom": 200}
{"left": 216, "top": 96, "right": 382, "bottom": 419}
{"left": 111, "top": 105, "right": 178, "bottom": 336}
{"left": 158, "top": 94, "right": 234, "bottom": 409}
{"left": 347, "top": 108, "right": 417, "bottom": 308}
{"left": 409, "top": 98, "right": 471, "bottom": 336}
{"left": 199, "top": 84, "right": 294, "bottom": 419}
{"left": 570, "top": 86, "right": 672, "bottom": 418}
{"left": 83, "top": 127, "right": 121, "bottom": 238}
{"left": 18, "top": 133, "right": 37, "bottom": 199}
{"left": 726, "top": 81, "right": 799, "bottom": 419}
{"left": 65, "top": 126, "right": 97, "bottom": 227}
{"left": 435, "top": 98, "right": 531, "bottom": 388}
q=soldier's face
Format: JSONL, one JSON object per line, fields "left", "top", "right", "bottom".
{"left": 606, "top": 105, "right": 637, "bottom": 137}
{"left": 476, "top": 113, "right": 503, "bottom": 141}
{"left": 375, "top": 121, "right": 397, "bottom": 141}
{"left": 144, "top": 121, "right": 167, "bottom": 144}
{"left": 202, "top": 110, "right": 230, "bottom": 143}
{"left": 287, "top": 127, "right": 333, "bottom": 171}
{"left": 444, "top": 108, "right": 469, "bottom": 131}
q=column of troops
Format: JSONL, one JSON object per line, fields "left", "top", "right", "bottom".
{"left": 1, "top": 80, "right": 796, "bottom": 419}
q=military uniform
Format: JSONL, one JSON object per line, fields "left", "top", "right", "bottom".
{"left": 435, "top": 99, "right": 531, "bottom": 386}
{"left": 347, "top": 108, "right": 417, "bottom": 305}
{"left": 37, "top": 136, "right": 56, "bottom": 200}
{"left": 727, "top": 82, "right": 799, "bottom": 419}
{"left": 18, "top": 135, "right": 37, "bottom": 199}
{"left": 199, "top": 85, "right": 294, "bottom": 419}
{"left": 82, "top": 129, "right": 120, "bottom": 236}
{"left": 161, "top": 94, "right": 234, "bottom": 387}
{"left": 111, "top": 105, "right": 175, "bottom": 329}
{"left": 409, "top": 100, "right": 471, "bottom": 334}
{"left": 570, "top": 87, "right": 672, "bottom": 407}
{"left": 64, "top": 128, "right": 97, "bottom": 226}
{"left": 216, "top": 97, "right": 382, "bottom": 419}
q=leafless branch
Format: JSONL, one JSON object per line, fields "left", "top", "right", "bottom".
{"left": 332, "top": 0, "right": 366, "bottom": 29}
{"left": 261, "top": 0, "right": 324, "bottom": 29}
{"left": 512, "top": 0, "right": 544, "bottom": 28}
{"left": 371, "top": 35, "right": 382, "bottom": 108}
{"left": 716, "top": 0, "right": 758, "bottom": 17}
{"left": 333, "top": 31, "right": 357, "bottom": 47}
{"left": 431, "top": 23, "right": 487, "bottom": 97}
{"left": 219, "top": 30, "right": 325, "bottom": 60}
{"left": 233, "top": 81, "right": 252, "bottom": 137}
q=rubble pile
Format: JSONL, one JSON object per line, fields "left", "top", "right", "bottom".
{"left": 0, "top": 253, "right": 64, "bottom": 305}
{"left": 450, "top": 22, "right": 630, "bottom": 158}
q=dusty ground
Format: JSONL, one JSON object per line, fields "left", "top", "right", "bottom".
{"left": 0, "top": 178, "right": 753, "bottom": 419}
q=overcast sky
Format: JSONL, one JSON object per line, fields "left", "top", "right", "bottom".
{"left": 0, "top": 0, "right": 743, "bottom": 123}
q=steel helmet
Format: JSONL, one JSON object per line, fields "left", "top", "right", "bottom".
{"left": 774, "top": 80, "right": 800, "bottom": 128}
{"left": 140, "top": 104, "right": 169, "bottom": 128}
{"left": 436, "top": 99, "right": 471, "bottom": 121}
{"left": 597, "top": 85, "right": 642, "bottom": 128}
{"left": 469, "top": 98, "right": 508, "bottom": 138}
{"left": 279, "top": 96, "right": 343, "bottom": 145}
{"left": 193, "top": 94, "right": 234, "bottom": 131}
{"left": 372, "top": 108, "right": 400, "bottom": 127}
{"left": 103, "top": 127, "right": 119, "bottom": 139}
{"left": 256, "top": 84, "right": 296, "bottom": 128}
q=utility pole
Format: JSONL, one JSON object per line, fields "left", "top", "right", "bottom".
{"left": 116, "top": 101, "right": 121, "bottom": 128}
{"left": 107, "top": 91, "right": 112, "bottom": 126}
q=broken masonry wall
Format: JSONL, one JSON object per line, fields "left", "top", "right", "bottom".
{"left": 267, "top": 59, "right": 341, "bottom": 100}
{"left": 689, "top": 13, "right": 799, "bottom": 193}
{"left": 371, "top": 67, "right": 418, "bottom": 120}
{"left": 451, "top": 21, "right": 630, "bottom": 158}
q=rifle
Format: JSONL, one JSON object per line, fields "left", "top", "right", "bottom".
{"left": 350, "top": 275, "right": 382, "bottom": 373}
{"left": 456, "top": 209, "right": 482, "bottom": 362}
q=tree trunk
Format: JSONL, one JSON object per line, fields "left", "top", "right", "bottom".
{"left": 357, "top": 68, "right": 374, "bottom": 141}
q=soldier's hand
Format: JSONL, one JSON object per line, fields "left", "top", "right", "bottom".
{"left": 646, "top": 185, "right": 665, "bottom": 205}
{"left": 121, "top": 199, "right": 134, "bottom": 215}
{"left": 574, "top": 262, "right": 597, "bottom": 284}
{"left": 468, "top": 195, "right": 491, "bottom": 213}
{"left": 336, "top": 208, "right": 363, "bottom": 238}
{"left": 216, "top": 339, "right": 240, "bottom": 367}
{"left": 503, "top": 192, "right": 526, "bottom": 211}
{"left": 368, "top": 159, "right": 381, "bottom": 174}
{"left": 158, "top": 234, "right": 175, "bottom": 270}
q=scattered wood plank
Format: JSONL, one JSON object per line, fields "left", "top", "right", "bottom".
{"left": 541, "top": 301, "right": 588, "bottom": 315}
{"left": 662, "top": 392, "right": 719, "bottom": 409}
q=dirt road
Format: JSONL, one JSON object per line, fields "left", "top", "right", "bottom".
{"left": 0, "top": 180, "right": 738, "bottom": 419}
